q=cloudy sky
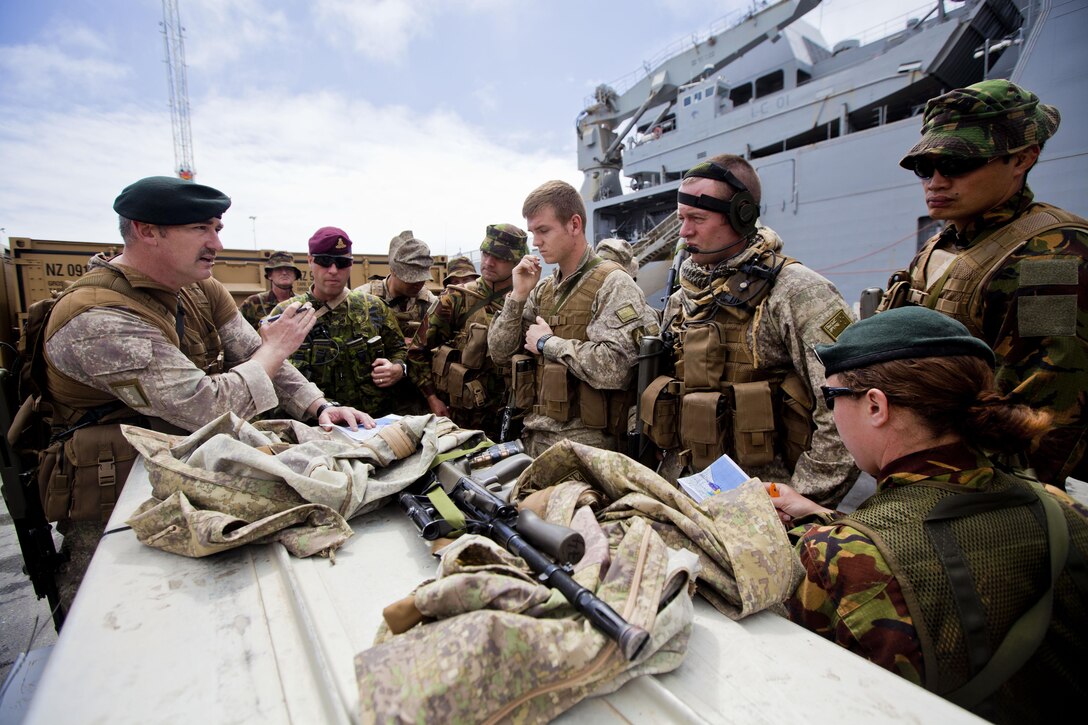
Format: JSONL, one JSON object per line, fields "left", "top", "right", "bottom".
{"left": 0, "top": 0, "right": 918, "bottom": 256}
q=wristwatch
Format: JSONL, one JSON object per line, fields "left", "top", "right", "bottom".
{"left": 314, "top": 400, "right": 340, "bottom": 419}
{"left": 398, "top": 360, "right": 408, "bottom": 378}
{"left": 536, "top": 334, "right": 554, "bottom": 355}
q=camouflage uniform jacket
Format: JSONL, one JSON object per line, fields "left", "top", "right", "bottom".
{"left": 787, "top": 443, "right": 1088, "bottom": 719}
{"left": 407, "top": 278, "right": 510, "bottom": 429}
{"left": 662, "top": 227, "right": 857, "bottom": 505}
{"left": 900, "top": 187, "right": 1088, "bottom": 485}
{"left": 488, "top": 246, "right": 660, "bottom": 438}
{"left": 45, "top": 254, "right": 323, "bottom": 432}
{"left": 271, "top": 287, "right": 406, "bottom": 416}
{"left": 239, "top": 288, "right": 291, "bottom": 330}
{"left": 354, "top": 277, "right": 436, "bottom": 343}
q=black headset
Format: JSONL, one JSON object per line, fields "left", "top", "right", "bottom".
{"left": 676, "top": 161, "right": 759, "bottom": 239}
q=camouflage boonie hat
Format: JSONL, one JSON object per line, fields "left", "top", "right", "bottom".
{"left": 442, "top": 256, "right": 479, "bottom": 285}
{"left": 479, "top": 223, "right": 528, "bottom": 262}
{"left": 264, "top": 251, "right": 301, "bottom": 279}
{"left": 389, "top": 230, "right": 434, "bottom": 283}
{"left": 900, "top": 79, "right": 1060, "bottom": 167}
{"left": 596, "top": 238, "right": 638, "bottom": 278}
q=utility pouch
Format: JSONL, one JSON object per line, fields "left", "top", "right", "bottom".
{"left": 41, "top": 425, "right": 138, "bottom": 523}
{"left": 681, "top": 322, "right": 726, "bottom": 392}
{"left": 346, "top": 337, "right": 370, "bottom": 365}
{"left": 447, "top": 363, "right": 470, "bottom": 409}
{"left": 538, "top": 363, "right": 573, "bottom": 423}
{"left": 432, "top": 346, "right": 460, "bottom": 394}
{"left": 461, "top": 323, "right": 488, "bottom": 370}
{"left": 578, "top": 381, "right": 609, "bottom": 429}
{"left": 680, "top": 391, "right": 728, "bottom": 472}
{"left": 640, "top": 375, "right": 681, "bottom": 449}
{"left": 464, "top": 379, "right": 487, "bottom": 409}
{"left": 311, "top": 339, "right": 337, "bottom": 368}
{"left": 512, "top": 355, "right": 536, "bottom": 409}
{"left": 732, "top": 381, "right": 776, "bottom": 468}
{"left": 38, "top": 439, "right": 68, "bottom": 523}
{"left": 778, "top": 373, "right": 814, "bottom": 470}
{"left": 878, "top": 278, "right": 912, "bottom": 312}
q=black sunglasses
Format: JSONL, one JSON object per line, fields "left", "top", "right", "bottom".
{"left": 820, "top": 385, "right": 866, "bottom": 410}
{"left": 312, "top": 255, "right": 353, "bottom": 269}
{"left": 910, "top": 155, "right": 997, "bottom": 180}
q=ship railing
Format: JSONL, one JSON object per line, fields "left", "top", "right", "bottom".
{"left": 632, "top": 211, "right": 681, "bottom": 265}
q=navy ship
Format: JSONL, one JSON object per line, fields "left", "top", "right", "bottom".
{"left": 576, "top": 0, "right": 1087, "bottom": 307}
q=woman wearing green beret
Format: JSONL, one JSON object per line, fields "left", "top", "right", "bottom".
{"left": 768, "top": 306, "right": 1087, "bottom": 722}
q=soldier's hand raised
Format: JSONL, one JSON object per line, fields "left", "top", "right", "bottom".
{"left": 510, "top": 255, "right": 542, "bottom": 302}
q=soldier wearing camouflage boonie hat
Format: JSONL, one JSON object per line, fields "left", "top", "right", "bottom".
{"left": 443, "top": 256, "right": 479, "bottom": 287}
{"left": 900, "top": 79, "right": 1060, "bottom": 166}
{"left": 881, "top": 79, "right": 1088, "bottom": 487}
{"left": 595, "top": 238, "right": 638, "bottom": 279}
{"left": 240, "top": 251, "right": 302, "bottom": 329}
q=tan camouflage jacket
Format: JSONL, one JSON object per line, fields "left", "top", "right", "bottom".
{"left": 354, "top": 276, "right": 436, "bottom": 342}
{"left": 488, "top": 247, "right": 660, "bottom": 437}
{"left": 45, "top": 255, "right": 323, "bottom": 432}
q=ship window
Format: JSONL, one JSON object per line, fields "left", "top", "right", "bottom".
{"left": 755, "top": 70, "right": 784, "bottom": 98}
{"left": 683, "top": 96, "right": 692, "bottom": 107}
{"left": 694, "top": 91, "right": 702, "bottom": 101}
{"left": 730, "top": 83, "right": 753, "bottom": 106}
{"left": 705, "top": 86, "right": 714, "bottom": 96}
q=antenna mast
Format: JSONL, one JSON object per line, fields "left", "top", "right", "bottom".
{"left": 161, "top": 0, "right": 195, "bottom": 180}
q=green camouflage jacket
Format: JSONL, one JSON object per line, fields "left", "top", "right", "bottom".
{"left": 787, "top": 444, "right": 1088, "bottom": 708}
{"left": 407, "top": 278, "right": 510, "bottom": 435}
{"left": 906, "top": 187, "right": 1088, "bottom": 484}
{"left": 271, "top": 289, "right": 406, "bottom": 416}
{"left": 239, "top": 289, "right": 285, "bottom": 330}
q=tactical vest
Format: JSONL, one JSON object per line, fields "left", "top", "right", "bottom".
{"left": 885, "top": 203, "right": 1088, "bottom": 339}
{"left": 366, "top": 278, "right": 433, "bottom": 339}
{"left": 431, "top": 282, "right": 507, "bottom": 411}
{"left": 522, "top": 258, "right": 631, "bottom": 437}
{"left": 641, "top": 255, "right": 815, "bottom": 472}
{"left": 841, "top": 472, "right": 1088, "bottom": 719}
{"left": 33, "top": 264, "right": 227, "bottom": 522}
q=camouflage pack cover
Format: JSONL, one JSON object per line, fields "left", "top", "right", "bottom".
{"left": 123, "top": 413, "right": 483, "bottom": 558}
{"left": 357, "top": 513, "right": 699, "bottom": 723}
{"left": 514, "top": 439, "right": 801, "bottom": 618}
{"left": 900, "top": 79, "right": 1060, "bottom": 164}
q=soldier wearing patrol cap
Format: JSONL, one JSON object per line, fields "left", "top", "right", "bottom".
{"left": 649, "top": 154, "right": 858, "bottom": 506}
{"left": 408, "top": 223, "right": 528, "bottom": 439}
{"left": 442, "top": 256, "right": 480, "bottom": 290}
{"left": 355, "top": 230, "right": 436, "bottom": 346}
{"left": 882, "top": 79, "right": 1088, "bottom": 487}
{"left": 239, "top": 251, "right": 302, "bottom": 329}
{"left": 37, "top": 176, "right": 372, "bottom": 614}
{"left": 270, "top": 227, "right": 408, "bottom": 418}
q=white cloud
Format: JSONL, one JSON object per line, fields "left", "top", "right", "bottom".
{"left": 313, "top": 0, "right": 432, "bottom": 61}
{"left": 180, "top": 0, "right": 293, "bottom": 67}
{"left": 0, "top": 23, "right": 130, "bottom": 102}
{"left": 0, "top": 89, "right": 579, "bottom": 258}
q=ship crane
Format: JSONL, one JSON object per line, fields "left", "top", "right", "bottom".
{"left": 160, "top": 0, "right": 196, "bottom": 180}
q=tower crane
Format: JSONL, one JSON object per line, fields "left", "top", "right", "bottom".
{"left": 160, "top": 0, "right": 195, "bottom": 180}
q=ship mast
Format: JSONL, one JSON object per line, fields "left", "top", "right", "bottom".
{"left": 161, "top": 0, "right": 195, "bottom": 181}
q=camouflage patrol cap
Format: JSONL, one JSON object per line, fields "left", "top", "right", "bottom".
{"left": 443, "top": 256, "right": 479, "bottom": 285}
{"left": 816, "top": 307, "right": 994, "bottom": 376}
{"left": 479, "top": 223, "right": 528, "bottom": 262}
{"left": 596, "top": 238, "right": 638, "bottom": 278}
{"left": 900, "top": 80, "right": 1060, "bottom": 167}
{"left": 389, "top": 230, "right": 434, "bottom": 283}
{"left": 264, "top": 251, "right": 302, "bottom": 279}
{"left": 309, "top": 226, "right": 352, "bottom": 256}
{"left": 114, "top": 175, "right": 231, "bottom": 224}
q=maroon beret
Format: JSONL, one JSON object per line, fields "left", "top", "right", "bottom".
{"left": 308, "top": 226, "right": 352, "bottom": 256}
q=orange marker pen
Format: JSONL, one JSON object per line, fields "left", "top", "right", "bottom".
{"left": 768, "top": 483, "right": 780, "bottom": 498}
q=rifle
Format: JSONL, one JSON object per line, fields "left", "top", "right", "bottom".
{"left": 399, "top": 452, "right": 650, "bottom": 660}
{"left": 0, "top": 363, "right": 66, "bottom": 630}
{"left": 499, "top": 356, "right": 532, "bottom": 442}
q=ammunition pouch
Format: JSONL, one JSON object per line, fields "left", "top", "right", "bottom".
{"left": 732, "top": 381, "right": 775, "bottom": 468}
{"left": 512, "top": 355, "right": 535, "bottom": 409}
{"left": 679, "top": 322, "right": 726, "bottom": 390}
{"left": 680, "top": 392, "right": 728, "bottom": 472}
{"left": 39, "top": 423, "right": 137, "bottom": 523}
{"left": 639, "top": 375, "right": 682, "bottom": 449}
{"left": 432, "top": 346, "right": 460, "bottom": 394}
{"left": 460, "top": 323, "right": 488, "bottom": 370}
{"left": 535, "top": 362, "right": 574, "bottom": 423}
{"left": 447, "top": 363, "right": 488, "bottom": 410}
{"left": 578, "top": 381, "right": 608, "bottom": 430}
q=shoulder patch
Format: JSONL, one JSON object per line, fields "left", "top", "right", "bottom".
{"left": 110, "top": 379, "right": 150, "bottom": 409}
{"left": 1020, "top": 257, "right": 1078, "bottom": 287}
{"left": 821, "top": 309, "right": 851, "bottom": 341}
{"left": 615, "top": 303, "right": 639, "bottom": 324}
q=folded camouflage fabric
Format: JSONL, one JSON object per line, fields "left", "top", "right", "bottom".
{"left": 513, "top": 439, "right": 801, "bottom": 618}
{"left": 357, "top": 516, "right": 699, "bottom": 723}
{"left": 123, "top": 412, "right": 483, "bottom": 558}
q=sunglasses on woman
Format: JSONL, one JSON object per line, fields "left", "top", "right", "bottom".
{"left": 312, "top": 255, "right": 353, "bottom": 269}
{"left": 820, "top": 385, "right": 866, "bottom": 410}
{"left": 909, "top": 155, "right": 1000, "bottom": 180}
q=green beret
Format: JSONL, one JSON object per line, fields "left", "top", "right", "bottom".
{"left": 900, "top": 80, "right": 1060, "bottom": 166}
{"left": 113, "top": 176, "right": 231, "bottom": 224}
{"left": 480, "top": 223, "right": 528, "bottom": 262}
{"left": 815, "top": 307, "right": 994, "bottom": 376}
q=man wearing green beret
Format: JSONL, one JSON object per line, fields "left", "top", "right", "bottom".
{"left": 407, "top": 223, "right": 527, "bottom": 440}
{"left": 35, "top": 175, "right": 373, "bottom": 613}
{"left": 239, "top": 250, "right": 302, "bottom": 329}
{"left": 884, "top": 79, "right": 1088, "bottom": 487}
